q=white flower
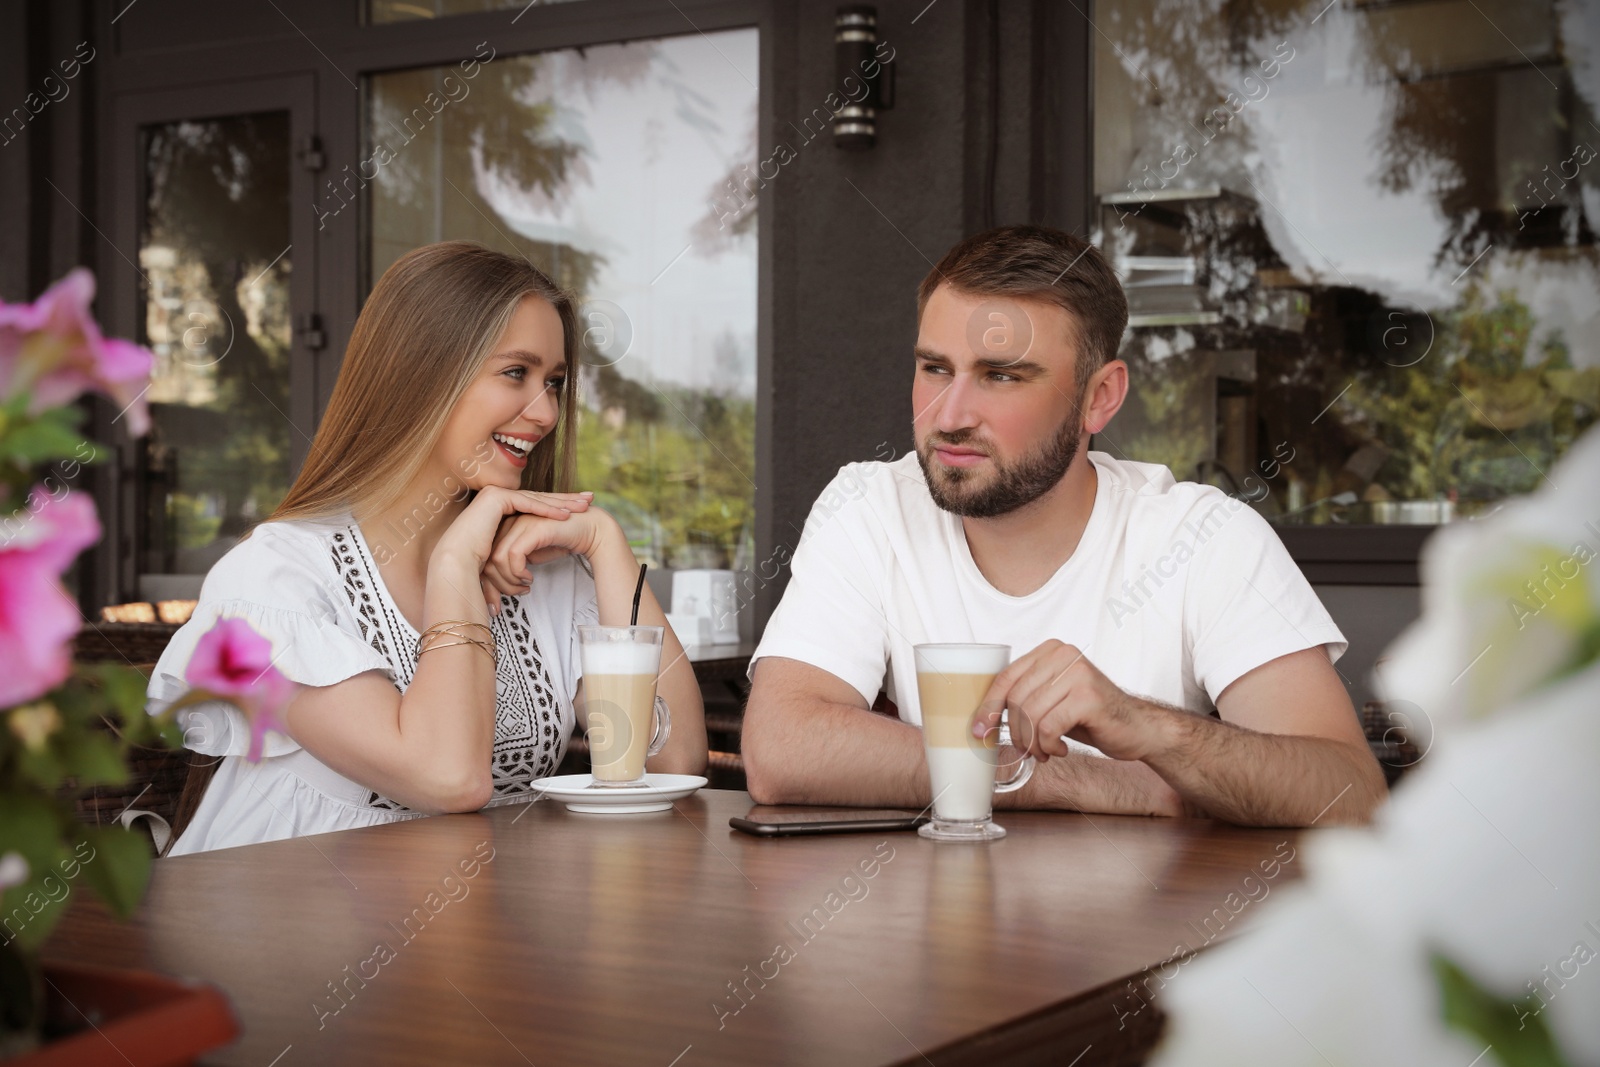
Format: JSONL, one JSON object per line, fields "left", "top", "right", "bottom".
{"left": 1377, "top": 428, "right": 1600, "bottom": 729}
{"left": 1154, "top": 660, "right": 1600, "bottom": 1064}
{"left": 0, "top": 851, "right": 29, "bottom": 891}
{"left": 1156, "top": 425, "right": 1600, "bottom": 1066}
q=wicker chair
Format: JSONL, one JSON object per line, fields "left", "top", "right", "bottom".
{"left": 69, "top": 621, "right": 203, "bottom": 854}
{"left": 72, "top": 620, "right": 181, "bottom": 668}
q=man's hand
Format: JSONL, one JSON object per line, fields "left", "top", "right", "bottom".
{"left": 977, "top": 642, "right": 1387, "bottom": 826}
{"left": 973, "top": 640, "right": 1175, "bottom": 763}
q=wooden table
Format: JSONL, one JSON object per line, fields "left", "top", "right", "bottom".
{"left": 44, "top": 790, "right": 1305, "bottom": 1066}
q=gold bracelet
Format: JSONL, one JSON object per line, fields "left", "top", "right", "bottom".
{"left": 419, "top": 620, "right": 492, "bottom": 641}
{"left": 417, "top": 621, "right": 495, "bottom": 665}
{"left": 416, "top": 636, "right": 496, "bottom": 665}
{"left": 418, "top": 621, "right": 492, "bottom": 648}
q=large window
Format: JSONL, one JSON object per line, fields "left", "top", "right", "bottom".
{"left": 1093, "top": 0, "right": 1599, "bottom": 525}
{"left": 367, "top": 29, "right": 759, "bottom": 574}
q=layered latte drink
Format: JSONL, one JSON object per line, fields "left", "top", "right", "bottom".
{"left": 914, "top": 643, "right": 1033, "bottom": 841}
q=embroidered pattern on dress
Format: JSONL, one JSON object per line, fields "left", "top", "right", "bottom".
{"left": 330, "top": 528, "right": 568, "bottom": 812}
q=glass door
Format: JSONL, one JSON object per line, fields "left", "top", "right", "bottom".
{"left": 110, "top": 77, "right": 318, "bottom": 603}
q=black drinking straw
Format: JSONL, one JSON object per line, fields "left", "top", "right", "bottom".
{"left": 630, "top": 563, "right": 647, "bottom": 626}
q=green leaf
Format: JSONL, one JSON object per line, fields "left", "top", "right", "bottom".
{"left": 74, "top": 825, "right": 152, "bottom": 920}
{"left": 45, "top": 678, "right": 92, "bottom": 722}
{"left": 0, "top": 793, "right": 66, "bottom": 876}
{"left": 1433, "top": 953, "right": 1570, "bottom": 1067}
{"left": 12, "top": 742, "right": 64, "bottom": 791}
{"left": 0, "top": 407, "right": 87, "bottom": 466}
{"left": 55, "top": 730, "right": 127, "bottom": 788}
{"left": 0, "top": 869, "right": 74, "bottom": 953}
{"left": 0, "top": 795, "right": 74, "bottom": 953}
{"left": 100, "top": 665, "right": 155, "bottom": 724}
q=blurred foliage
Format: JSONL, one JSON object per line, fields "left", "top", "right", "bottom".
{"left": 0, "top": 397, "right": 103, "bottom": 514}
{"left": 1432, "top": 953, "right": 1570, "bottom": 1067}
{"left": 1097, "top": 0, "right": 1599, "bottom": 520}
{"left": 577, "top": 370, "right": 754, "bottom": 569}
{"left": 0, "top": 661, "right": 184, "bottom": 1051}
{"left": 1115, "top": 343, "right": 1214, "bottom": 482}
{"left": 1344, "top": 287, "right": 1599, "bottom": 501}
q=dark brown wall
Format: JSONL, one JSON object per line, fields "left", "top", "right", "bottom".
{"left": 756, "top": 0, "right": 1089, "bottom": 628}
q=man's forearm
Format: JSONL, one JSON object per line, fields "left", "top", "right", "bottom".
{"left": 1142, "top": 709, "right": 1386, "bottom": 826}
{"left": 744, "top": 697, "right": 1185, "bottom": 816}
{"left": 742, "top": 698, "right": 932, "bottom": 808}
{"left": 996, "top": 751, "right": 1186, "bottom": 817}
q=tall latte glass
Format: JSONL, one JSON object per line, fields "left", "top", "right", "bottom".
{"left": 915, "top": 643, "right": 1034, "bottom": 841}
{"left": 579, "top": 625, "right": 672, "bottom": 788}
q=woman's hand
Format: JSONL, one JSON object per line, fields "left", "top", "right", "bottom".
{"left": 431, "top": 486, "right": 593, "bottom": 577}
{"left": 482, "top": 505, "right": 626, "bottom": 601}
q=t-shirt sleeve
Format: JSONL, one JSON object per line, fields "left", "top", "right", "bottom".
{"left": 749, "top": 472, "right": 891, "bottom": 705}
{"left": 144, "top": 526, "right": 396, "bottom": 758}
{"left": 1182, "top": 497, "right": 1348, "bottom": 704}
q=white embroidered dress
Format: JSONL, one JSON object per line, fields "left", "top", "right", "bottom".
{"left": 145, "top": 516, "right": 596, "bottom": 855}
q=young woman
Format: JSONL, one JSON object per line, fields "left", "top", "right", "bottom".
{"left": 147, "top": 241, "right": 707, "bottom": 855}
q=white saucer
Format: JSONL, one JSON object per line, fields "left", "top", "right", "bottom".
{"left": 529, "top": 773, "right": 708, "bottom": 814}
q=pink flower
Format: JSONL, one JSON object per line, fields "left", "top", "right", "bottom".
{"left": 0, "top": 269, "right": 154, "bottom": 436}
{"left": 0, "top": 489, "right": 101, "bottom": 706}
{"left": 185, "top": 617, "right": 297, "bottom": 762}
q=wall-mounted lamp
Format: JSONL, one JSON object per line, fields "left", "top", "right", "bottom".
{"left": 833, "top": 5, "right": 895, "bottom": 150}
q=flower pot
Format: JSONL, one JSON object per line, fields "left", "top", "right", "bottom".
{"left": 11, "top": 961, "right": 237, "bottom": 1066}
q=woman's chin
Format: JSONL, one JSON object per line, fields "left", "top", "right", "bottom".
{"left": 476, "top": 473, "right": 524, "bottom": 493}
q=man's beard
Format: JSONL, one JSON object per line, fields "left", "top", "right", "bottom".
{"left": 916, "top": 410, "right": 1084, "bottom": 519}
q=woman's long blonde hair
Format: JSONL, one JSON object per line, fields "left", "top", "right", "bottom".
{"left": 269, "top": 241, "right": 580, "bottom": 525}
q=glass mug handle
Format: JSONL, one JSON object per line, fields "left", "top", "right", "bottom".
{"left": 992, "top": 711, "right": 1033, "bottom": 793}
{"left": 646, "top": 694, "right": 672, "bottom": 759}
{"left": 994, "top": 750, "right": 1034, "bottom": 794}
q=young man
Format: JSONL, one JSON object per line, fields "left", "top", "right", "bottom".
{"left": 741, "top": 225, "right": 1385, "bottom": 827}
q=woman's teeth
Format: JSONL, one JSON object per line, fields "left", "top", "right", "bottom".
{"left": 493, "top": 433, "right": 533, "bottom": 458}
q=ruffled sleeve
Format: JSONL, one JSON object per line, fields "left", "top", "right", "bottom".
{"left": 145, "top": 522, "right": 396, "bottom": 758}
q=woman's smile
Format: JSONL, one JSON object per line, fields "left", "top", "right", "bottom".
{"left": 491, "top": 431, "right": 537, "bottom": 468}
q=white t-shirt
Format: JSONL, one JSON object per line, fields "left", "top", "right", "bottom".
{"left": 146, "top": 515, "right": 597, "bottom": 854}
{"left": 752, "top": 452, "right": 1346, "bottom": 741}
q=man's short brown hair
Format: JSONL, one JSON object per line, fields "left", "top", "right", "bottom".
{"left": 917, "top": 225, "right": 1129, "bottom": 397}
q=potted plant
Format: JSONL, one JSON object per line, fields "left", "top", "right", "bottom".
{"left": 0, "top": 269, "right": 293, "bottom": 1061}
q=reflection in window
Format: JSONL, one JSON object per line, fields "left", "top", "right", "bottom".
{"left": 368, "top": 31, "right": 759, "bottom": 576}
{"left": 139, "top": 113, "right": 292, "bottom": 599}
{"left": 1093, "top": 0, "right": 1599, "bottom": 524}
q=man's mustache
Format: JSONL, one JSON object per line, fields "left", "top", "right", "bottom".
{"left": 923, "top": 430, "right": 993, "bottom": 455}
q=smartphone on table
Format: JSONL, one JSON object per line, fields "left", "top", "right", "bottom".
{"left": 729, "top": 807, "right": 930, "bottom": 837}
